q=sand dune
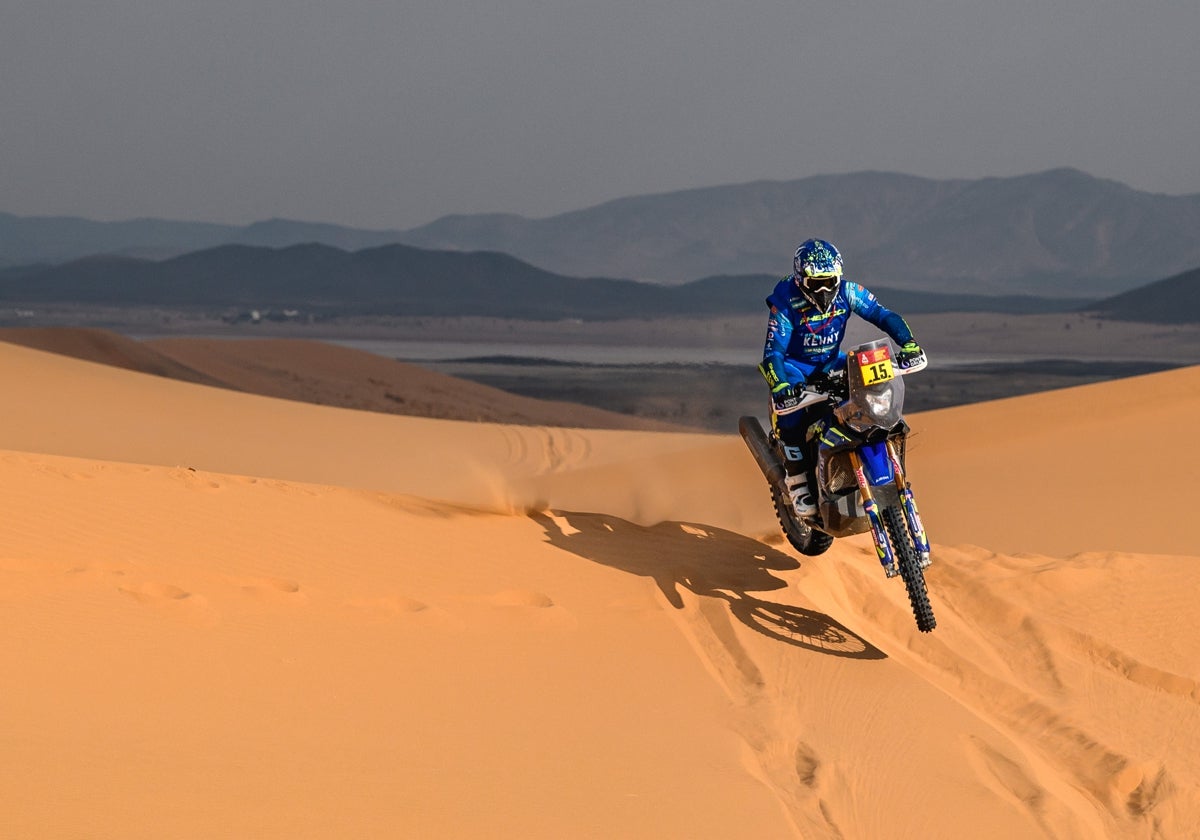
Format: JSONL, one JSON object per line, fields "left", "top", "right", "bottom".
{"left": 0, "top": 325, "right": 225, "bottom": 385}
{"left": 1, "top": 339, "right": 1197, "bottom": 838}
{"left": 909, "top": 364, "right": 1200, "bottom": 555}
{"left": 0, "top": 327, "right": 687, "bottom": 431}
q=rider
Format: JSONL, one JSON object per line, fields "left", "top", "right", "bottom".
{"left": 759, "top": 238, "right": 924, "bottom": 516}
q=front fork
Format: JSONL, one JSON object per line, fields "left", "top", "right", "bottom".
{"left": 848, "top": 449, "right": 898, "bottom": 577}
{"left": 884, "top": 439, "right": 931, "bottom": 565}
{"left": 848, "top": 440, "right": 932, "bottom": 577}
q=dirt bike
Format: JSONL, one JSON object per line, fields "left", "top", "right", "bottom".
{"left": 739, "top": 338, "right": 936, "bottom": 632}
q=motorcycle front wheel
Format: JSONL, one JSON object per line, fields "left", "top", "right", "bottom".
{"left": 881, "top": 504, "right": 936, "bottom": 632}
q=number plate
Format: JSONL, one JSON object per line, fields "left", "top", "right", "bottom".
{"left": 858, "top": 346, "right": 895, "bottom": 386}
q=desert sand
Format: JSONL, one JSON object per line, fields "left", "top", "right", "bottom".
{"left": 1, "top": 337, "right": 1197, "bottom": 839}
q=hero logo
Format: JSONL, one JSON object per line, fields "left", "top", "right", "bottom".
{"left": 804, "top": 307, "right": 847, "bottom": 324}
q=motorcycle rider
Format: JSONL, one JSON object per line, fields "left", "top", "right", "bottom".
{"left": 760, "top": 238, "right": 924, "bottom": 516}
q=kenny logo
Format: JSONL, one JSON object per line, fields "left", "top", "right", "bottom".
{"left": 802, "top": 332, "right": 838, "bottom": 347}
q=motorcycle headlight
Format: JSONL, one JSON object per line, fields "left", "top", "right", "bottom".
{"left": 864, "top": 389, "right": 894, "bottom": 417}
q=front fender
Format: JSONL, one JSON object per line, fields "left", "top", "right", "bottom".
{"left": 859, "top": 440, "right": 896, "bottom": 487}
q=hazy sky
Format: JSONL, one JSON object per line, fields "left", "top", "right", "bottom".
{"left": 4, "top": 0, "right": 1198, "bottom": 229}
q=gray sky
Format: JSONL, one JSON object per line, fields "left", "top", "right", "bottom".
{"left": 3, "top": 0, "right": 1198, "bottom": 229}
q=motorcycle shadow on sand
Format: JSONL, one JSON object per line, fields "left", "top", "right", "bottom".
{"left": 529, "top": 510, "right": 884, "bottom": 660}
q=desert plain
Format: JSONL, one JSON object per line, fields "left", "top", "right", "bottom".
{"left": 1, "top": 325, "right": 1198, "bottom": 839}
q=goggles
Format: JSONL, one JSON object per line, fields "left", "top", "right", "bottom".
{"left": 797, "top": 273, "right": 839, "bottom": 293}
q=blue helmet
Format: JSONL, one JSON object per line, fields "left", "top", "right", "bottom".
{"left": 792, "top": 238, "right": 843, "bottom": 312}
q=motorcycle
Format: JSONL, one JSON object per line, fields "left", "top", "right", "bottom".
{"left": 739, "top": 338, "right": 936, "bottom": 632}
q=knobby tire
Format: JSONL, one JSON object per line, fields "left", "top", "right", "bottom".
{"left": 881, "top": 504, "right": 936, "bottom": 632}
{"left": 771, "top": 484, "right": 834, "bottom": 557}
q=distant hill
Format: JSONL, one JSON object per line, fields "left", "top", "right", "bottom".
{"left": 1087, "top": 266, "right": 1200, "bottom": 323}
{"left": 0, "top": 243, "right": 665, "bottom": 318}
{"left": 0, "top": 212, "right": 408, "bottom": 268}
{"left": 399, "top": 169, "right": 1200, "bottom": 296}
{"left": 5, "top": 169, "right": 1200, "bottom": 298}
{"left": 0, "top": 243, "right": 1087, "bottom": 320}
{"left": 0, "top": 212, "right": 236, "bottom": 265}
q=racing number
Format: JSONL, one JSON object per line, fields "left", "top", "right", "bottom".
{"left": 862, "top": 360, "right": 894, "bottom": 385}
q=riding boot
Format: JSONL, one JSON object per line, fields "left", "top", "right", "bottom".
{"left": 784, "top": 467, "right": 817, "bottom": 517}
{"left": 778, "top": 428, "right": 816, "bottom": 517}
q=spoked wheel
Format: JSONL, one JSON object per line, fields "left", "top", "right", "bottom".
{"left": 881, "top": 505, "right": 936, "bottom": 632}
{"left": 771, "top": 484, "right": 834, "bottom": 557}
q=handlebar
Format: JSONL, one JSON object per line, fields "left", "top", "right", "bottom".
{"left": 772, "top": 349, "right": 928, "bottom": 416}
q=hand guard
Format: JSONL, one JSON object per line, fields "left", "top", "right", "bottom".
{"left": 897, "top": 341, "right": 927, "bottom": 370}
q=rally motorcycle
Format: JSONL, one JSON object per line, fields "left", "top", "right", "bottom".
{"left": 739, "top": 338, "right": 936, "bottom": 632}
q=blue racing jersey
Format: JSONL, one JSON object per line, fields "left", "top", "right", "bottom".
{"left": 759, "top": 277, "right": 915, "bottom": 390}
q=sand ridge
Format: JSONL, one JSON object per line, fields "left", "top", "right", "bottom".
{"left": 0, "top": 327, "right": 689, "bottom": 431}
{"left": 0, "top": 338, "right": 1197, "bottom": 838}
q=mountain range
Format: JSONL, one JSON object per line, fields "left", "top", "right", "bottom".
{"left": 2, "top": 239, "right": 1195, "bottom": 322}
{"left": 0, "top": 243, "right": 1084, "bottom": 320}
{"left": 5, "top": 169, "right": 1200, "bottom": 298}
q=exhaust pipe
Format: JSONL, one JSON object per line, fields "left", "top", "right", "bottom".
{"left": 738, "top": 415, "right": 786, "bottom": 487}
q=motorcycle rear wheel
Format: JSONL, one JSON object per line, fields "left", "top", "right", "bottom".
{"left": 881, "top": 504, "right": 936, "bottom": 632}
{"left": 772, "top": 484, "right": 834, "bottom": 556}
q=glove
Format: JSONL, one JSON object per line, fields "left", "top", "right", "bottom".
{"left": 771, "top": 381, "right": 797, "bottom": 409}
{"left": 897, "top": 341, "right": 925, "bottom": 367}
